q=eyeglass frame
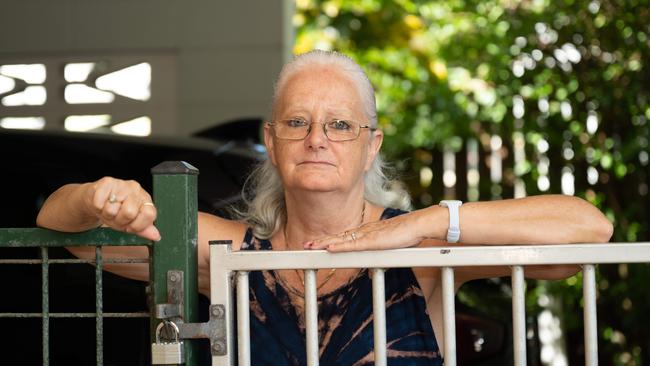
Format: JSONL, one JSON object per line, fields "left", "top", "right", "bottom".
{"left": 267, "top": 118, "right": 377, "bottom": 142}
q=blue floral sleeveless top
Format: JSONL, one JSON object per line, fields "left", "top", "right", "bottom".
{"left": 239, "top": 208, "right": 443, "bottom": 365}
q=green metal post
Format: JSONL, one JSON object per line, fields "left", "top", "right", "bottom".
{"left": 150, "top": 161, "right": 199, "bottom": 365}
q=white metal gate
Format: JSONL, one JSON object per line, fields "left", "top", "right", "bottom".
{"left": 209, "top": 242, "right": 650, "bottom": 366}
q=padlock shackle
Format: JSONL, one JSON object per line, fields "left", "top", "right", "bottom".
{"left": 155, "top": 320, "right": 181, "bottom": 343}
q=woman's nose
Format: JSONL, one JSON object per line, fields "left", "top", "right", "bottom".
{"left": 304, "top": 122, "right": 328, "bottom": 148}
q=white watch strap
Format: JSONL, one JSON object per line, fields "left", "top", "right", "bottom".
{"left": 439, "top": 200, "right": 463, "bottom": 243}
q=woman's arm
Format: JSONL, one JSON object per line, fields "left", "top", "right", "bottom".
{"left": 310, "top": 195, "right": 612, "bottom": 249}
{"left": 37, "top": 177, "right": 160, "bottom": 240}
{"left": 37, "top": 177, "right": 248, "bottom": 296}
{"left": 446, "top": 194, "right": 612, "bottom": 245}
{"left": 36, "top": 177, "right": 160, "bottom": 282}
{"left": 308, "top": 195, "right": 613, "bottom": 281}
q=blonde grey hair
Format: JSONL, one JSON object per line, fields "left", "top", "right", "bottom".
{"left": 237, "top": 50, "right": 412, "bottom": 239}
{"left": 271, "top": 49, "right": 378, "bottom": 127}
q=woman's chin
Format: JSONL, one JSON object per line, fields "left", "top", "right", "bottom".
{"left": 296, "top": 183, "right": 339, "bottom": 193}
{"left": 291, "top": 178, "right": 341, "bottom": 193}
{"left": 284, "top": 169, "right": 347, "bottom": 193}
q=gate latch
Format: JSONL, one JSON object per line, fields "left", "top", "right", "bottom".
{"left": 155, "top": 270, "right": 228, "bottom": 356}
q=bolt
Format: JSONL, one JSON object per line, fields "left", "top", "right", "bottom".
{"left": 211, "top": 305, "right": 224, "bottom": 318}
{"left": 212, "top": 340, "right": 226, "bottom": 354}
{"left": 169, "top": 273, "right": 178, "bottom": 282}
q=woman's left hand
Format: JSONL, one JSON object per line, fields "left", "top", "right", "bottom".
{"left": 305, "top": 210, "right": 433, "bottom": 252}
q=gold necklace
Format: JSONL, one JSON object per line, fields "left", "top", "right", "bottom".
{"left": 284, "top": 202, "right": 366, "bottom": 291}
{"left": 293, "top": 268, "right": 337, "bottom": 291}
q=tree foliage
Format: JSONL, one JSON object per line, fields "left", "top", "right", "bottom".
{"left": 296, "top": 0, "right": 649, "bottom": 364}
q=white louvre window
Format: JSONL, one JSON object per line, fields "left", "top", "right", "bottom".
{"left": 0, "top": 55, "right": 174, "bottom": 136}
{"left": 64, "top": 115, "right": 112, "bottom": 132}
{"left": 95, "top": 62, "right": 151, "bottom": 101}
{"left": 0, "top": 64, "right": 46, "bottom": 84}
{"left": 2, "top": 85, "right": 47, "bottom": 106}
{"left": 64, "top": 63, "right": 95, "bottom": 83}
{"left": 0, "top": 64, "right": 47, "bottom": 107}
{"left": 111, "top": 116, "right": 151, "bottom": 137}
{"left": 0, "top": 117, "right": 46, "bottom": 130}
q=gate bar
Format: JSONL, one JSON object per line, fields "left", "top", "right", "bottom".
{"left": 442, "top": 267, "right": 456, "bottom": 366}
{"left": 95, "top": 247, "right": 104, "bottom": 366}
{"left": 209, "top": 242, "right": 234, "bottom": 366}
{"left": 304, "top": 269, "right": 319, "bottom": 366}
{"left": 583, "top": 264, "right": 598, "bottom": 366}
{"left": 41, "top": 247, "right": 49, "bottom": 366}
{"left": 512, "top": 265, "right": 526, "bottom": 366}
{"left": 236, "top": 271, "right": 251, "bottom": 366}
{"left": 372, "top": 268, "right": 387, "bottom": 366}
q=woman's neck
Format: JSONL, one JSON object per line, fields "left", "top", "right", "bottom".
{"left": 282, "top": 190, "right": 367, "bottom": 250}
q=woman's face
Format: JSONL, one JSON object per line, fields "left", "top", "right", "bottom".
{"left": 264, "top": 65, "right": 383, "bottom": 195}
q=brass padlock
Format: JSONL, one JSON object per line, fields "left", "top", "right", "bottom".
{"left": 152, "top": 320, "right": 184, "bottom": 365}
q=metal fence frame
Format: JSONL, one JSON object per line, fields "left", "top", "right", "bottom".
{"left": 209, "top": 241, "right": 650, "bottom": 366}
{"left": 0, "top": 161, "right": 201, "bottom": 366}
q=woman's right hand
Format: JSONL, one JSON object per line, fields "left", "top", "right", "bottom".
{"left": 83, "top": 177, "right": 161, "bottom": 241}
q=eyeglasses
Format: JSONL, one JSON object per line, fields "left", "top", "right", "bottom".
{"left": 268, "top": 118, "right": 376, "bottom": 142}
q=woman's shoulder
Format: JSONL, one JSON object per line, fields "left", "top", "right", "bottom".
{"left": 198, "top": 212, "right": 248, "bottom": 251}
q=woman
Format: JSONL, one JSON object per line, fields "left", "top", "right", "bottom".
{"left": 37, "top": 50, "right": 613, "bottom": 365}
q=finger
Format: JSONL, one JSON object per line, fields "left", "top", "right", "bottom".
{"left": 134, "top": 225, "right": 161, "bottom": 242}
{"left": 306, "top": 232, "right": 349, "bottom": 250}
{"left": 127, "top": 203, "right": 157, "bottom": 233}
{"left": 328, "top": 230, "right": 423, "bottom": 252}
{"left": 326, "top": 241, "right": 358, "bottom": 252}
{"left": 305, "top": 229, "right": 366, "bottom": 250}
{"left": 327, "top": 235, "right": 378, "bottom": 252}
{"left": 91, "top": 178, "right": 116, "bottom": 211}
{"left": 113, "top": 193, "right": 140, "bottom": 227}
{"left": 101, "top": 197, "right": 122, "bottom": 221}
{"left": 139, "top": 190, "right": 154, "bottom": 207}
{"left": 308, "top": 222, "right": 382, "bottom": 249}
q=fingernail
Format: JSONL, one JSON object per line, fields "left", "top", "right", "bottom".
{"left": 153, "top": 227, "right": 161, "bottom": 242}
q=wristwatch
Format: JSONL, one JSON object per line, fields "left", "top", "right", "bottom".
{"left": 439, "top": 200, "right": 463, "bottom": 243}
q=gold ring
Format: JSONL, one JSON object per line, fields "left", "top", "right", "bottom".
{"left": 350, "top": 232, "right": 357, "bottom": 241}
{"left": 108, "top": 194, "right": 118, "bottom": 204}
{"left": 142, "top": 202, "right": 155, "bottom": 207}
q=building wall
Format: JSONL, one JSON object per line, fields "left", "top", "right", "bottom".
{"left": 0, "top": 0, "right": 292, "bottom": 135}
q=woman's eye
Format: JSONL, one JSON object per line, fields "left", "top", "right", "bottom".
{"left": 286, "top": 119, "right": 307, "bottom": 128}
{"left": 330, "top": 120, "right": 351, "bottom": 130}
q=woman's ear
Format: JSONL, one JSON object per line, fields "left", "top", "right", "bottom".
{"left": 365, "top": 129, "right": 383, "bottom": 171}
{"left": 263, "top": 123, "right": 278, "bottom": 166}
